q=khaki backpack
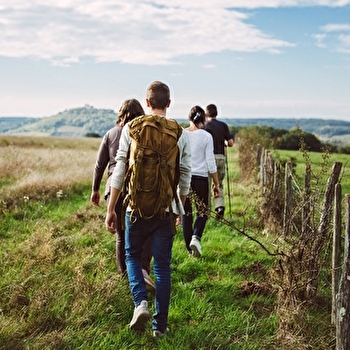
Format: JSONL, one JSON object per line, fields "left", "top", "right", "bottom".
{"left": 123, "top": 114, "right": 183, "bottom": 221}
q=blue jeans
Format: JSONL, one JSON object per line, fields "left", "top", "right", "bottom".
{"left": 125, "top": 211, "right": 174, "bottom": 333}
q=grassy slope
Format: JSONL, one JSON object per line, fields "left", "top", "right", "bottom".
{"left": 1, "top": 136, "right": 343, "bottom": 350}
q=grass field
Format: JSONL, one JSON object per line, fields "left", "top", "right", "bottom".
{"left": 272, "top": 148, "right": 350, "bottom": 194}
{"left": 1, "top": 135, "right": 346, "bottom": 349}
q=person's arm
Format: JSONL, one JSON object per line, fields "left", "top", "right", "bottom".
{"left": 178, "top": 131, "right": 191, "bottom": 200}
{"left": 210, "top": 172, "right": 220, "bottom": 198}
{"left": 91, "top": 134, "right": 110, "bottom": 205}
{"left": 224, "top": 124, "right": 234, "bottom": 147}
{"left": 175, "top": 130, "right": 191, "bottom": 226}
{"left": 227, "top": 138, "right": 234, "bottom": 147}
{"left": 105, "top": 187, "right": 121, "bottom": 233}
{"left": 105, "top": 125, "right": 130, "bottom": 233}
{"left": 90, "top": 190, "right": 101, "bottom": 206}
{"left": 205, "top": 132, "right": 220, "bottom": 198}
{"left": 175, "top": 193, "right": 188, "bottom": 227}
{"left": 179, "top": 194, "right": 187, "bottom": 208}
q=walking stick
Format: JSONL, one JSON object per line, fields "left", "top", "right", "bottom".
{"left": 225, "top": 147, "right": 232, "bottom": 218}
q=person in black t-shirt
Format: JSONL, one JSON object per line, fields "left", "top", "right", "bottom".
{"left": 204, "top": 104, "right": 234, "bottom": 220}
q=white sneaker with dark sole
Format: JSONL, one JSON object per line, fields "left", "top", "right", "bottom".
{"left": 153, "top": 328, "right": 170, "bottom": 338}
{"left": 129, "top": 300, "right": 150, "bottom": 331}
{"left": 190, "top": 238, "right": 202, "bottom": 257}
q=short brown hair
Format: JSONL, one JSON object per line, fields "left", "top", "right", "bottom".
{"left": 206, "top": 104, "right": 217, "bottom": 118}
{"left": 146, "top": 81, "right": 170, "bottom": 109}
{"left": 117, "top": 99, "right": 144, "bottom": 126}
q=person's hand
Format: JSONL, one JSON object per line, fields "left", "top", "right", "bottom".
{"left": 91, "top": 190, "right": 100, "bottom": 206}
{"left": 105, "top": 211, "right": 117, "bottom": 234}
{"left": 213, "top": 184, "right": 220, "bottom": 198}
{"left": 175, "top": 215, "right": 182, "bottom": 226}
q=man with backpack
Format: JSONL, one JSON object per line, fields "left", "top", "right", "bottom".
{"left": 105, "top": 81, "right": 191, "bottom": 337}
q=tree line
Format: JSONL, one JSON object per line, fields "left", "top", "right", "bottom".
{"left": 228, "top": 125, "right": 350, "bottom": 154}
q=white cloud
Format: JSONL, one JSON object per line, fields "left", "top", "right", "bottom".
{"left": 313, "top": 33, "right": 328, "bottom": 48}
{"left": 0, "top": 1, "right": 296, "bottom": 66}
{"left": 321, "top": 23, "right": 350, "bottom": 32}
{"left": 203, "top": 64, "right": 216, "bottom": 69}
{"left": 121, "top": 0, "right": 350, "bottom": 9}
{"left": 314, "top": 22, "right": 350, "bottom": 52}
{"left": 338, "top": 34, "right": 350, "bottom": 53}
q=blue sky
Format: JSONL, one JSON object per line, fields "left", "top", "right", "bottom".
{"left": 1, "top": 1, "right": 350, "bottom": 120}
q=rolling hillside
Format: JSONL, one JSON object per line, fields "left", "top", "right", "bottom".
{"left": 1, "top": 106, "right": 350, "bottom": 144}
{"left": 1, "top": 105, "right": 116, "bottom": 137}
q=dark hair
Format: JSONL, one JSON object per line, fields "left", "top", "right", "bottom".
{"left": 117, "top": 99, "right": 144, "bottom": 126}
{"left": 188, "top": 106, "right": 205, "bottom": 127}
{"left": 206, "top": 104, "right": 217, "bottom": 118}
{"left": 146, "top": 81, "right": 170, "bottom": 109}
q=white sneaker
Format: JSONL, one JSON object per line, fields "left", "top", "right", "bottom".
{"left": 190, "top": 237, "right": 202, "bottom": 257}
{"left": 153, "top": 327, "right": 170, "bottom": 338}
{"left": 129, "top": 300, "right": 150, "bottom": 331}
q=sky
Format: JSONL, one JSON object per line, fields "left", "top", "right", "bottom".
{"left": 1, "top": 1, "right": 350, "bottom": 121}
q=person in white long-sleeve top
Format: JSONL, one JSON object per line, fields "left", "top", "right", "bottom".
{"left": 182, "top": 105, "right": 220, "bottom": 257}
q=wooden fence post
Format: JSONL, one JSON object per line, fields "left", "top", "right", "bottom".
{"left": 332, "top": 183, "right": 342, "bottom": 324}
{"left": 336, "top": 194, "right": 350, "bottom": 350}
{"left": 264, "top": 152, "right": 274, "bottom": 196}
{"left": 259, "top": 147, "right": 266, "bottom": 186}
{"left": 306, "top": 162, "right": 342, "bottom": 298}
{"left": 283, "top": 162, "right": 293, "bottom": 236}
{"left": 273, "top": 161, "right": 281, "bottom": 197}
{"left": 256, "top": 143, "right": 261, "bottom": 167}
{"left": 262, "top": 149, "right": 269, "bottom": 190}
{"left": 302, "top": 163, "right": 311, "bottom": 236}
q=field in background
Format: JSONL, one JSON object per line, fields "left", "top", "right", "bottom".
{"left": 0, "top": 135, "right": 100, "bottom": 208}
{"left": 273, "top": 148, "right": 350, "bottom": 196}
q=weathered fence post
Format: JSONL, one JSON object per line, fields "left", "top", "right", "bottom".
{"left": 259, "top": 147, "right": 265, "bottom": 186}
{"left": 302, "top": 163, "right": 311, "bottom": 236}
{"left": 283, "top": 162, "right": 293, "bottom": 236}
{"left": 306, "top": 162, "right": 342, "bottom": 298}
{"left": 262, "top": 149, "right": 269, "bottom": 191}
{"left": 273, "top": 161, "right": 281, "bottom": 197}
{"left": 264, "top": 152, "right": 274, "bottom": 196}
{"left": 336, "top": 194, "right": 350, "bottom": 350}
{"left": 332, "top": 183, "right": 342, "bottom": 324}
{"left": 256, "top": 144, "right": 261, "bottom": 167}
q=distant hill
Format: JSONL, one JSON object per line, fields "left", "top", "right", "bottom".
{"left": 0, "top": 116, "right": 41, "bottom": 133}
{"left": 1, "top": 106, "right": 350, "bottom": 144}
{"left": 1, "top": 105, "right": 117, "bottom": 137}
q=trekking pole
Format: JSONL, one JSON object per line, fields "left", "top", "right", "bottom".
{"left": 225, "top": 147, "right": 232, "bottom": 218}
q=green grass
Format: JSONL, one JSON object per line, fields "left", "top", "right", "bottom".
{"left": 272, "top": 148, "right": 350, "bottom": 194}
{"left": 0, "top": 189, "right": 280, "bottom": 350}
{"left": 1, "top": 138, "right": 343, "bottom": 349}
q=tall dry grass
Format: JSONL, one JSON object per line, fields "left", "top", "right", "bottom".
{"left": 0, "top": 135, "right": 101, "bottom": 208}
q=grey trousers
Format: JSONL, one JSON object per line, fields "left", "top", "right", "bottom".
{"left": 212, "top": 154, "right": 226, "bottom": 210}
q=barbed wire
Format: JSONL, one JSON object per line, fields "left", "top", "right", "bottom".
{"left": 187, "top": 189, "right": 283, "bottom": 257}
